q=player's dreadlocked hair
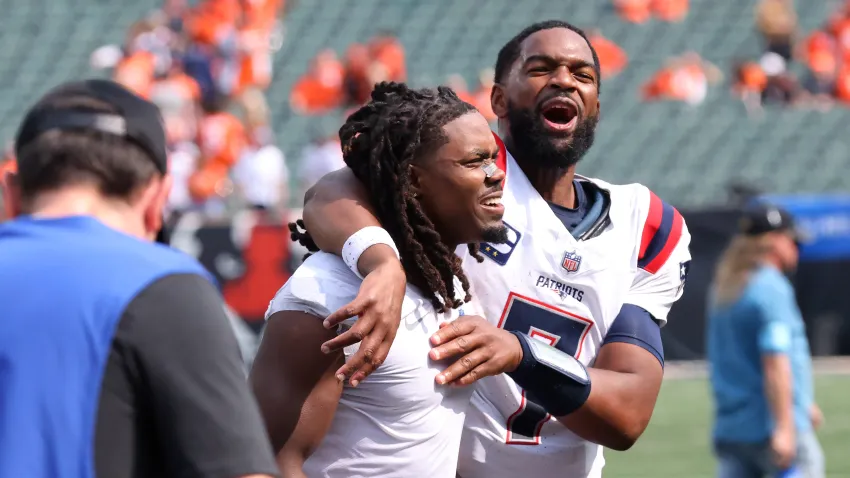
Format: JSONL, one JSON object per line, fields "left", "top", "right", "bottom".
{"left": 290, "top": 82, "right": 486, "bottom": 312}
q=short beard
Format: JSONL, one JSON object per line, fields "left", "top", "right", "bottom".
{"left": 481, "top": 222, "right": 509, "bottom": 244}
{"left": 506, "top": 101, "right": 598, "bottom": 170}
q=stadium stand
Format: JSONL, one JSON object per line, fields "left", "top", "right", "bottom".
{"left": 0, "top": 0, "right": 846, "bottom": 208}
{"left": 268, "top": 0, "right": 846, "bottom": 207}
{"left": 0, "top": 0, "right": 155, "bottom": 135}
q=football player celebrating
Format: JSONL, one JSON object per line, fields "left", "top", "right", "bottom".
{"left": 300, "top": 21, "right": 692, "bottom": 478}
{"left": 251, "top": 83, "right": 525, "bottom": 478}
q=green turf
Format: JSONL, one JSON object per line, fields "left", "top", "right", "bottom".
{"left": 603, "top": 376, "right": 850, "bottom": 477}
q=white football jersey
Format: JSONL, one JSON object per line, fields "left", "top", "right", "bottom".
{"left": 267, "top": 252, "right": 481, "bottom": 478}
{"left": 455, "top": 148, "right": 691, "bottom": 478}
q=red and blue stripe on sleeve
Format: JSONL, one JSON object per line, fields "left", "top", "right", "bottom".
{"left": 638, "top": 191, "right": 684, "bottom": 274}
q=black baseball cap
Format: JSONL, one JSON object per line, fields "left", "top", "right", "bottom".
{"left": 14, "top": 79, "right": 171, "bottom": 243}
{"left": 739, "top": 203, "right": 811, "bottom": 245}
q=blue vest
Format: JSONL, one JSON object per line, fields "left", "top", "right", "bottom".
{"left": 0, "top": 216, "right": 212, "bottom": 477}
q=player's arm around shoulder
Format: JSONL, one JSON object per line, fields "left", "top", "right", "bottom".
{"left": 300, "top": 168, "right": 409, "bottom": 388}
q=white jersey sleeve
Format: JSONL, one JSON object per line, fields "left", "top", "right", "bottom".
{"left": 626, "top": 187, "right": 692, "bottom": 325}
{"left": 266, "top": 252, "right": 361, "bottom": 323}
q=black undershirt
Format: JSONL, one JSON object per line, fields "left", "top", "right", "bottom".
{"left": 94, "top": 274, "right": 278, "bottom": 478}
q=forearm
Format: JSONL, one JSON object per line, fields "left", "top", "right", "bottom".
{"left": 553, "top": 341, "right": 662, "bottom": 451}
{"left": 276, "top": 450, "right": 309, "bottom": 478}
{"left": 763, "top": 353, "right": 794, "bottom": 432}
{"left": 302, "top": 169, "right": 403, "bottom": 277}
{"left": 302, "top": 168, "right": 380, "bottom": 256}
{"left": 555, "top": 367, "right": 658, "bottom": 451}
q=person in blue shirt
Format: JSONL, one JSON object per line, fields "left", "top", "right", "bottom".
{"left": 707, "top": 204, "right": 824, "bottom": 478}
{"left": 0, "top": 79, "right": 278, "bottom": 478}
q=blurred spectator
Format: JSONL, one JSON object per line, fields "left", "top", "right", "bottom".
{"left": 732, "top": 60, "right": 768, "bottom": 115}
{"left": 162, "top": 0, "right": 190, "bottom": 28}
{"left": 187, "top": 0, "right": 241, "bottom": 48}
{"left": 369, "top": 32, "right": 407, "bottom": 83}
{"left": 469, "top": 68, "right": 497, "bottom": 122}
{"left": 588, "top": 30, "right": 628, "bottom": 79}
{"left": 446, "top": 74, "right": 474, "bottom": 104}
{"left": 615, "top": 0, "right": 652, "bottom": 24}
{"left": 827, "top": 4, "right": 850, "bottom": 58}
{"left": 707, "top": 204, "right": 824, "bottom": 478}
{"left": 0, "top": 144, "right": 15, "bottom": 222}
{"left": 182, "top": 42, "right": 218, "bottom": 104}
{"left": 343, "top": 43, "right": 376, "bottom": 106}
{"left": 755, "top": 0, "right": 797, "bottom": 61}
{"left": 190, "top": 94, "right": 245, "bottom": 209}
{"left": 233, "top": 128, "right": 288, "bottom": 216}
{"left": 114, "top": 46, "right": 157, "bottom": 99}
{"left": 799, "top": 30, "right": 837, "bottom": 106}
{"left": 799, "top": 30, "right": 838, "bottom": 76}
{"left": 642, "top": 52, "right": 722, "bottom": 105}
{"left": 234, "top": 0, "right": 285, "bottom": 95}
{"left": 290, "top": 49, "right": 345, "bottom": 114}
{"left": 167, "top": 141, "right": 202, "bottom": 215}
{"left": 759, "top": 52, "right": 803, "bottom": 105}
{"left": 150, "top": 61, "right": 202, "bottom": 135}
{"left": 615, "top": 0, "right": 688, "bottom": 24}
{"left": 233, "top": 88, "right": 288, "bottom": 214}
{"left": 197, "top": 93, "right": 246, "bottom": 170}
{"left": 651, "top": 0, "right": 689, "bottom": 23}
{"left": 296, "top": 133, "right": 345, "bottom": 198}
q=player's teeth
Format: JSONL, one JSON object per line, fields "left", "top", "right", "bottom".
{"left": 484, "top": 197, "right": 502, "bottom": 206}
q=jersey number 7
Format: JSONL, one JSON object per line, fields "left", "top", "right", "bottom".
{"left": 497, "top": 292, "right": 593, "bottom": 445}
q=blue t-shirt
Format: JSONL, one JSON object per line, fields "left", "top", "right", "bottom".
{"left": 0, "top": 216, "right": 212, "bottom": 477}
{"left": 707, "top": 265, "right": 814, "bottom": 443}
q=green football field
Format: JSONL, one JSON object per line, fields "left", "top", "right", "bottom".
{"left": 604, "top": 375, "right": 850, "bottom": 477}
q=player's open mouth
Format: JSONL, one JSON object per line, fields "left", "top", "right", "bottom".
{"left": 540, "top": 98, "right": 578, "bottom": 133}
{"left": 479, "top": 191, "right": 505, "bottom": 216}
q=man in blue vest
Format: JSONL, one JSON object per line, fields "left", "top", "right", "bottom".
{"left": 0, "top": 79, "right": 278, "bottom": 478}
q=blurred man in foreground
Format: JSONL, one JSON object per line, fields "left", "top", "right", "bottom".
{"left": 707, "top": 204, "right": 824, "bottom": 478}
{"left": 0, "top": 79, "right": 278, "bottom": 478}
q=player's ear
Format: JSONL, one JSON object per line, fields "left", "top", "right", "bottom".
{"left": 491, "top": 84, "right": 508, "bottom": 119}
{"left": 2, "top": 171, "right": 23, "bottom": 219}
{"left": 142, "top": 173, "right": 172, "bottom": 241}
{"left": 408, "top": 163, "right": 423, "bottom": 199}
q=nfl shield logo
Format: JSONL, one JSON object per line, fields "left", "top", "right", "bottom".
{"left": 561, "top": 251, "right": 582, "bottom": 273}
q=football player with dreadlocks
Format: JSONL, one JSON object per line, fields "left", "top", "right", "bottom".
{"left": 250, "top": 82, "right": 523, "bottom": 478}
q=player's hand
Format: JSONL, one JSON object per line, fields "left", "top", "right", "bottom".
{"left": 429, "top": 315, "right": 523, "bottom": 386}
{"left": 320, "top": 261, "right": 406, "bottom": 387}
{"left": 810, "top": 403, "right": 824, "bottom": 430}
{"left": 770, "top": 426, "right": 796, "bottom": 470}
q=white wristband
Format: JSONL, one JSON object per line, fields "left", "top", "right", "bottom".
{"left": 341, "top": 226, "right": 401, "bottom": 279}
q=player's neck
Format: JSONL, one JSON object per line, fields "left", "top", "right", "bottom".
{"left": 518, "top": 160, "right": 578, "bottom": 208}
{"left": 761, "top": 254, "right": 785, "bottom": 273}
{"left": 25, "top": 188, "right": 147, "bottom": 239}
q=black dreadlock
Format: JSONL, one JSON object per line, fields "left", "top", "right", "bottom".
{"left": 290, "top": 81, "right": 486, "bottom": 312}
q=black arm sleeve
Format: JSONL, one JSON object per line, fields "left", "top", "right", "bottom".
{"left": 118, "top": 274, "right": 278, "bottom": 478}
